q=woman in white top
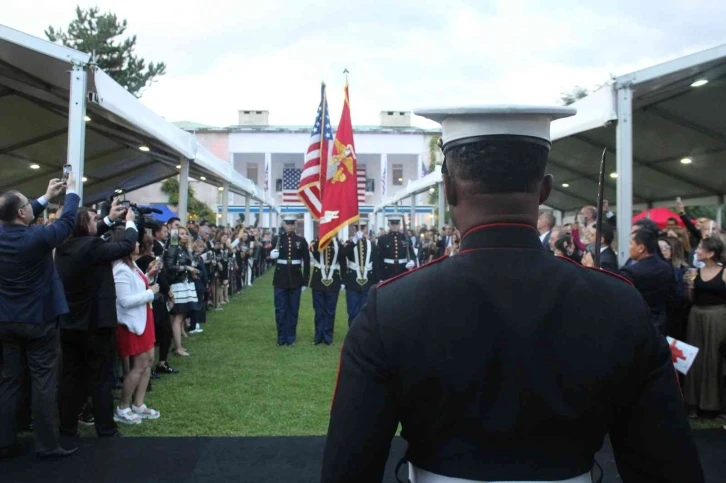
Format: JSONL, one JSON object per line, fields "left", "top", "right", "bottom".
{"left": 111, "top": 227, "right": 161, "bottom": 424}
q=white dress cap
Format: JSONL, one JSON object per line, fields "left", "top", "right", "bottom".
{"left": 386, "top": 214, "right": 403, "bottom": 223}
{"left": 282, "top": 215, "right": 298, "bottom": 223}
{"left": 414, "top": 105, "right": 576, "bottom": 151}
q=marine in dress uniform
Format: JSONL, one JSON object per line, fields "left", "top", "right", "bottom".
{"left": 310, "top": 237, "right": 344, "bottom": 345}
{"left": 342, "top": 220, "right": 378, "bottom": 328}
{"left": 375, "top": 215, "right": 417, "bottom": 282}
{"left": 321, "top": 106, "right": 704, "bottom": 483}
{"left": 270, "top": 215, "right": 310, "bottom": 346}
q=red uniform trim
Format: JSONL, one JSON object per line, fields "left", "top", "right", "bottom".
{"left": 376, "top": 254, "right": 449, "bottom": 289}
{"left": 461, "top": 222, "right": 538, "bottom": 239}
{"left": 556, "top": 254, "right": 633, "bottom": 286}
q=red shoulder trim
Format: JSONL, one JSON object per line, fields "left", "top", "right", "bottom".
{"left": 376, "top": 254, "right": 449, "bottom": 289}
{"left": 462, "top": 223, "right": 537, "bottom": 239}
{"left": 557, "top": 255, "right": 633, "bottom": 286}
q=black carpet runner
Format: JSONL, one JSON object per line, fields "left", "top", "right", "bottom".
{"left": 2, "top": 431, "right": 724, "bottom": 482}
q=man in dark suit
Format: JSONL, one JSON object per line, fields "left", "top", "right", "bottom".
{"left": 0, "top": 176, "right": 79, "bottom": 460}
{"left": 581, "top": 222, "right": 619, "bottom": 274}
{"left": 537, "top": 211, "right": 555, "bottom": 252}
{"left": 54, "top": 204, "right": 138, "bottom": 439}
{"left": 620, "top": 229, "right": 676, "bottom": 335}
{"left": 322, "top": 106, "right": 702, "bottom": 482}
{"left": 151, "top": 223, "right": 177, "bottom": 375}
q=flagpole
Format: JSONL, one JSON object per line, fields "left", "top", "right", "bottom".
{"left": 319, "top": 82, "right": 327, "bottom": 200}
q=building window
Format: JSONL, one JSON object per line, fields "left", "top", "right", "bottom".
{"left": 366, "top": 178, "right": 375, "bottom": 193}
{"left": 392, "top": 164, "right": 404, "bottom": 186}
{"left": 247, "top": 164, "right": 259, "bottom": 185}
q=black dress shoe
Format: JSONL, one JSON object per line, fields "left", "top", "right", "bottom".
{"left": 151, "top": 371, "right": 161, "bottom": 380}
{"left": 99, "top": 430, "right": 123, "bottom": 438}
{"left": 37, "top": 447, "right": 79, "bottom": 460}
{"left": 312, "top": 341, "right": 322, "bottom": 346}
{"left": 0, "top": 444, "right": 24, "bottom": 459}
{"left": 156, "top": 363, "right": 179, "bottom": 375}
{"left": 59, "top": 428, "right": 80, "bottom": 438}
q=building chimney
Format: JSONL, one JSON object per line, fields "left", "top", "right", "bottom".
{"left": 380, "top": 110, "right": 411, "bottom": 128}
{"left": 238, "top": 110, "right": 269, "bottom": 126}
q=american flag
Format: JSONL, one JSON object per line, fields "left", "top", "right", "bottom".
{"left": 357, "top": 167, "right": 366, "bottom": 204}
{"left": 380, "top": 163, "right": 387, "bottom": 198}
{"left": 282, "top": 168, "right": 302, "bottom": 203}
{"left": 297, "top": 83, "right": 332, "bottom": 219}
{"left": 421, "top": 158, "right": 429, "bottom": 177}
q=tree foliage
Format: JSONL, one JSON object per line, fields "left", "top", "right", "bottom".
{"left": 46, "top": 6, "right": 166, "bottom": 97}
{"left": 161, "top": 178, "right": 215, "bottom": 222}
{"left": 560, "top": 86, "right": 589, "bottom": 106}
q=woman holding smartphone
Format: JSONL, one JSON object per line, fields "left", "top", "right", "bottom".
{"left": 163, "top": 226, "right": 199, "bottom": 357}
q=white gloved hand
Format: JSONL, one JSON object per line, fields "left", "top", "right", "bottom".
{"left": 340, "top": 284, "right": 346, "bottom": 291}
{"left": 301, "top": 286, "right": 307, "bottom": 292}
{"left": 406, "top": 261, "right": 415, "bottom": 270}
{"left": 270, "top": 249, "right": 279, "bottom": 260}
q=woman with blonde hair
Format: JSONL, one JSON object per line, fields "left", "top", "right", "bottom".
{"left": 163, "top": 226, "right": 200, "bottom": 357}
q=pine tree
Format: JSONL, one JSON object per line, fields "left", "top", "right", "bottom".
{"left": 46, "top": 6, "right": 166, "bottom": 97}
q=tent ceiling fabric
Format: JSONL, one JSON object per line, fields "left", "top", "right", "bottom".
{"left": 0, "top": 25, "right": 273, "bottom": 209}
{"left": 547, "top": 46, "right": 726, "bottom": 212}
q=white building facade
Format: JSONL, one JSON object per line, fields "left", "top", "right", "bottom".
{"left": 185, "top": 110, "right": 442, "bottom": 237}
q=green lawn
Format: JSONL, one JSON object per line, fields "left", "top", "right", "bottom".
{"left": 108, "top": 270, "right": 348, "bottom": 437}
{"left": 84, "top": 269, "right": 721, "bottom": 437}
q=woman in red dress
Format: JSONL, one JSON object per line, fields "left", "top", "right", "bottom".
{"left": 110, "top": 227, "right": 161, "bottom": 424}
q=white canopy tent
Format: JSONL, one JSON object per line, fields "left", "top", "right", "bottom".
{"left": 374, "top": 44, "right": 726, "bottom": 264}
{"left": 0, "top": 24, "right": 277, "bottom": 225}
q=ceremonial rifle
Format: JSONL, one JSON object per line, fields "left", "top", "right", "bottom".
{"left": 594, "top": 148, "right": 607, "bottom": 269}
{"left": 400, "top": 208, "right": 412, "bottom": 264}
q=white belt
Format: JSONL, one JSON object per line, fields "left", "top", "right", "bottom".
{"left": 277, "top": 259, "right": 302, "bottom": 265}
{"left": 409, "top": 464, "right": 592, "bottom": 483}
{"left": 312, "top": 261, "right": 340, "bottom": 270}
{"left": 383, "top": 258, "right": 408, "bottom": 264}
{"left": 347, "top": 260, "right": 373, "bottom": 271}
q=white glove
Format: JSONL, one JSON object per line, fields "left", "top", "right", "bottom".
{"left": 406, "top": 261, "right": 415, "bottom": 270}
{"left": 340, "top": 284, "right": 346, "bottom": 291}
{"left": 270, "top": 249, "right": 279, "bottom": 260}
{"left": 301, "top": 286, "right": 307, "bottom": 292}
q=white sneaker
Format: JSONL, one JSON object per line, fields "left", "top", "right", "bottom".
{"left": 114, "top": 406, "right": 141, "bottom": 425}
{"left": 189, "top": 323, "right": 203, "bottom": 334}
{"left": 131, "top": 404, "right": 160, "bottom": 420}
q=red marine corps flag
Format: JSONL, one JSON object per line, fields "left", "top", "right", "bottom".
{"left": 318, "top": 82, "right": 360, "bottom": 250}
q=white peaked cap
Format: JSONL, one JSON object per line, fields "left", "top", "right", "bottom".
{"left": 414, "top": 105, "right": 576, "bottom": 151}
{"left": 282, "top": 215, "right": 298, "bottom": 222}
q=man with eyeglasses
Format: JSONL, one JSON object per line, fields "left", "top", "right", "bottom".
{"left": 0, "top": 175, "right": 80, "bottom": 460}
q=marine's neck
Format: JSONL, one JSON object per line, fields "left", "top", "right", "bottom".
{"left": 453, "top": 193, "right": 540, "bottom": 236}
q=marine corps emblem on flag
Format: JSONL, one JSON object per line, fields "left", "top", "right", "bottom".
{"left": 330, "top": 139, "right": 356, "bottom": 184}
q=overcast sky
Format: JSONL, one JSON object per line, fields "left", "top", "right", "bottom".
{"left": 4, "top": 0, "right": 726, "bottom": 128}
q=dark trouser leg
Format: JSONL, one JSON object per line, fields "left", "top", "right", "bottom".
{"left": 312, "top": 290, "right": 325, "bottom": 344}
{"left": 88, "top": 329, "right": 118, "bottom": 437}
{"left": 346, "top": 290, "right": 368, "bottom": 328}
{"left": 25, "top": 321, "right": 61, "bottom": 453}
{"left": 16, "top": 358, "right": 32, "bottom": 431}
{"left": 324, "top": 291, "right": 339, "bottom": 344}
{"left": 287, "top": 288, "right": 302, "bottom": 345}
{"left": 346, "top": 290, "right": 359, "bottom": 328}
{"left": 0, "top": 329, "right": 23, "bottom": 448}
{"left": 153, "top": 300, "right": 172, "bottom": 362}
{"left": 58, "top": 330, "right": 88, "bottom": 435}
{"left": 274, "top": 288, "right": 287, "bottom": 345}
